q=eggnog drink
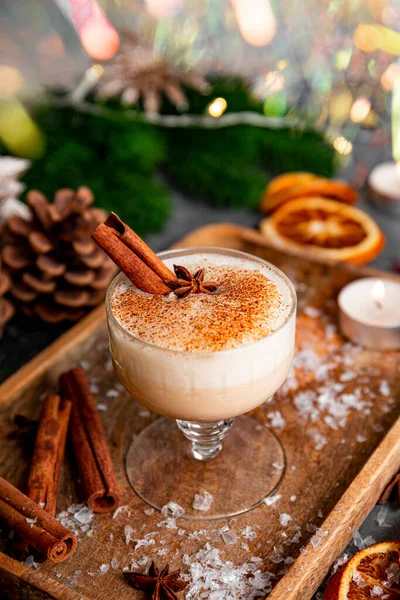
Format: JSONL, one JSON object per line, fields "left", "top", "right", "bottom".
{"left": 106, "top": 248, "right": 295, "bottom": 421}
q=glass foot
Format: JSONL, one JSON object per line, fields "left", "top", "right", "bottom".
{"left": 126, "top": 416, "right": 286, "bottom": 519}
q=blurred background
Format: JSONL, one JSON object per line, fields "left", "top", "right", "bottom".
{"left": 0, "top": 0, "right": 400, "bottom": 376}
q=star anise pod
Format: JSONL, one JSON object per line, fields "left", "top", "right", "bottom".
{"left": 171, "top": 265, "right": 218, "bottom": 299}
{"left": 124, "top": 561, "right": 188, "bottom": 599}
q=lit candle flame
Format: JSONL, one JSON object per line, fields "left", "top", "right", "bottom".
{"left": 372, "top": 280, "right": 385, "bottom": 309}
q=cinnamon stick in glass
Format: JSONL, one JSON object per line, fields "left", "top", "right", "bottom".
{"left": 92, "top": 212, "right": 178, "bottom": 294}
{"left": 0, "top": 476, "right": 76, "bottom": 562}
{"left": 59, "top": 368, "right": 120, "bottom": 513}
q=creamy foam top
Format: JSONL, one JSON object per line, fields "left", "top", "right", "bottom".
{"left": 110, "top": 253, "right": 292, "bottom": 352}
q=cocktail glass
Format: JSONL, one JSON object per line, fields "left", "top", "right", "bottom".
{"left": 106, "top": 247, "right": 296, "bottom": 519}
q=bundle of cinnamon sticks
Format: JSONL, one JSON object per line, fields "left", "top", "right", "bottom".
{"left": 0, "top": 368, "right": 119, "bottom": 563}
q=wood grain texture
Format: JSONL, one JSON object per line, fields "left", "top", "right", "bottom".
{"left": 0, "top": 223, "right": 399, "bottom": 600}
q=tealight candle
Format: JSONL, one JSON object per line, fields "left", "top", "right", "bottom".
{"left": 368, "top": 161, "right": 400, "bottom": 214}
{"left": 338, "top": 277, "right": 400, "bottom": 350}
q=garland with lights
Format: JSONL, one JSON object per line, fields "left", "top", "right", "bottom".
{"left": 1, "top": 77, "right": 337, "bottom": 235}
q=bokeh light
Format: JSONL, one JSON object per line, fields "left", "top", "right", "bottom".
{"left": 231, "top": 0, "right": 276, "bottom": 47}
{"left": 350, "top": 97, "right": 371, "bottom": 123}
{"left": 207, "top": 97, "right": 227, "bottom": 118}
{"left": 0, "top": 99, "right": 44, "bottom": 158}
{"left": 333, "top": 136, "right": 353, "bottom": 156}
{"left": 0, "top": 66, "right": 24, "bottom": 100}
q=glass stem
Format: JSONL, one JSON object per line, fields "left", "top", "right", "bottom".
{"left": 176, "top": 418, "right": 234, "bottom": 461}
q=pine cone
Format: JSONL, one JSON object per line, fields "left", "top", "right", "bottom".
{"left": 1, "top": 187, "right": 117, "bottom": 323}
{"left": 0, "top": 265, "right": 15, "bottom": 337}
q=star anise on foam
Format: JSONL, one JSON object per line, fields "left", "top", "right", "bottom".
{"left": 123, "top": 561, "right": 188, "bottom": 599}
{"left": 170, "top": 265, "right": 218, "bottom": 299}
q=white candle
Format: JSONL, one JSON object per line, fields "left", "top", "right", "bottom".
{"left": 368, "top": 161, "right": 400, "bottom": 211}
{"left": 338, "top": 277, "right": 400, "bottom": 349}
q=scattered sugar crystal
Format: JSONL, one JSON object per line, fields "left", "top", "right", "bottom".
{"left": 178, "top": 529, "right": 186, "bottom": 536}
{"left": 310, "top": 528, "right": 328, "bottom": 548}
{"left": 99, "top": 564, "right": 109, "bottom": 573}
{"left": 74, "top": 507, "right": 94, "bottom": 525}
{"left": 373, "top": 423, "right": 384, "bottom": 432}
{"left": 144, "top": 508, "right": 154, "bottom": 515}
{"left": 26, "top": 517, "right": 37, "bottom": 525}
{"left": 317, "top": 510, "right": 323, "bottom": 519}
{"left": 308, "top": 428, "right": 328, "bottom": 450}
{"left": 306, "top": 523, "right": 317, "bottom": 533}
{"left": 80, "top": 360, "right": 89, "bottom": 370}
{"left": 63, "top": 575, "right": 77, "bottom": 588}
{"left": 109, "top": 533, "right": 113, "bottom": 541}
{"left": 122, "top": 567, "right": 129, "bottom": 572}
{"left": 377, "top": 505, "right": 388, "bottom": 527}
{"left": 332, "top": 553, "right": 350, "bottom": 575}
{"left": 139, "top": 409, "right": 151, "bottom": 418}
{"left": 24, "top": 555, "right": 39, "bottom": 569}
{"left": 299, "top": 547, "right": 307, "bottom": 555}
{"left": 290, "top": 496, "right": 297, "bottom": 502}
{"left": 340, "top": 371, "right": 356, "bottom": 382}
{"left": 279, "top": 514, "right": 292, "bottom": 526}
{"left": 134, "top": 538, "right": 156, "bottom": 550}
{"left": 90, "top": 383, "right": 100, "bottom": 394}
{"left": 353, "top": 531, "right": 364, "bottom": 549}
{"left": 285, "top": 556, "right": 295, "bottom": 565}
{"left": 138, "top": 556, "right": 150, "bottom": 566}
{"left": 267, "top": 410, "right": 286, "bottom": 431}
{"left": 356, "top": 435, "right": 367, "bottom": 443}
{"left": 193, "top": 491, "right": 213, "bottom": 511}
{"left": 264, "top": 494, "right": 281, "bottom": 506}
{"left": 304, "top": 306, "right": 320, "bottom": 318}
{"left": 157, "top": 548, "right": 169, "bottom": 556}
{"left": 220, "top": 526, "right": 238, "bottom": 545}
{"left": 270, "top": 548, "right": 284, "bottom": 564}
{"left": 124, "top": 525, "right": 135, "bottom": 545}
{"left": 380, "top": 381, "right": 390, "bottom": 397}
{"left": 111, "top": 558, "right": 119, "bottom": 570}
{"left": 291, "top": 465, "right": 297, "bottom": 471}
{"left": 241, "top": 526, "right": 258, "bottom": 540}
{"left": 38, "top": 502, "right": 45, "bottom": 509}
{"left": 184, "top": 543, "right": 275, "bottom": 598}
{"left": 384, "top": 562, "right": 400, "bottom": 586}
{"left": 352, "top": 570, "right": 367, "bottom": 588}
{"left": 113, "top": 505, "right": 130, "bottom": 519}
{"left": 272, "top": 462, "right": 284, "bottom": 470}
{"left": 106, "top": 389, "right": 119, "bottom": 398}
{"left": 241, "top": 542, "right": 249, "bottom": 551}
{"left": 157, "top": 518, "right": 177, "bottom": 529}
{"left": 74, "top": 570, "right": 82, "bottom": 576}
{"left": 161, "top": 501, "right": 185, "bottom": 518}
{"left": 96, "top": 402, "right": 107, "bottom": 411}
{"left": 371, "top": 585, "right": 384, "bottom": 597}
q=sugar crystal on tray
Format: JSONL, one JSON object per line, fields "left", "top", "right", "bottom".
{"left": 124, "top": 524, "right": 135, "bottom": 544}
{"left": 74, "top": 506, "right": 94, "bottom": 525}
{"left": 111, "top": 558, "right": 119, "bottom": 569}
{"left": 161, "top": 501, "right": 185, "bottom": 518}
{"left": 220, "top": 526, "right": 238, "bottom": 545}
{"left": 370, "top": 585, "right": 384, "bottom": 597}
{"left": 377, "top": 505, "right": 388, "bottom": 527}
{"left": 23, "top": 555, "right": 39, "bottom": 570}
{"left": 384, "top": 562, "right": 400, "bottom": 586}
{"left": 99, "top": 564, "right": 109, "bottom": 573}
{"left": 193, "top": 491, "right": 213, "bottom": 511}
{"left": 263, "top": 494, "right": 281, "bottom": 506}
{"left": 279, "top": 514, "right": 292, "bottom": 526}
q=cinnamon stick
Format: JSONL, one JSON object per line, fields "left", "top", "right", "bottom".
{"left": 92, "top": 212, "right": 177, "bottom": 294}
{"left": 26, "top": 394, "right": 72, "bottom": 516}
{"left": 59, "top": 368, "right": 120, "bottom": 513}
{"left": 0, "top": 476, "right": 76, "bottom": 562}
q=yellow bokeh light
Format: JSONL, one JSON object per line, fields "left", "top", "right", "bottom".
{"left": 277, "top": 60, "right": 288, "bottom": 71}
{"left": 350, "top": 97, "right": 371, "bottom": 123}
{"left": 330, "top": 90, "right": 353, "bottom": 125}
{"left": 232, "top": 0, "right": 276, "bottom": 47}
{"left": 0, "top": 99, "right": 44, "bottom": 158}
{"left": 207, "top": 97, "right": 227, "bottom": 118}
{"left": 381, "top": 63, "right": 400, "bottom": 91}
{"left": 0, "top": 66, "right": 24, "bottom": 100}
{"left": 333, "top": 136, "right": 353, "bottom": 156}
{"left": 353, "top": 24, "right": 382, "bottom": 52}
{"left": 335, "top": 49, "right": 352, "bottom": 70}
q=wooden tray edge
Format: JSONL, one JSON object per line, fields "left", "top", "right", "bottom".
{"left": 0, "top": 553, "right": 88, "bottom": 600}
{"left": 269, "top": 416, "right": 400, "bottom": 599}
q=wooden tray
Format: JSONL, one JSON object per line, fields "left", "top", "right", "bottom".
{"left": 1, "top": 223, "right": 399, "bottom": 600}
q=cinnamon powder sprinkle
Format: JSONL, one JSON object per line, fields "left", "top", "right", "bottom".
{"left": 111, "top": 266, "right": 291, "bottom": 352}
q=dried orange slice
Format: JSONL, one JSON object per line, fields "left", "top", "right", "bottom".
{"left": 260, "top": 197, "right": 385, "bottom": 265}
{"left": 261, "top": 175, "right": 358, "bottom": 213}
{"left": 324, "top": 541, "right": 400, "bottom": 600}
{"left": 265, "top": 172, "right": 318, "bottom": 198}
